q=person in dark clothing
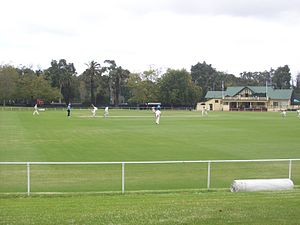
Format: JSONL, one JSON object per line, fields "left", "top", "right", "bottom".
{"left": 67, "top": 103, "right": 71, "bottom": 117}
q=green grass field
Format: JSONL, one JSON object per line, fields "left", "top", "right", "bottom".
{"left": 1, "top": 190, "right": 300, "bottom": 225}
{"left": 1, "top": 108, "right": 300, "bottom": 224}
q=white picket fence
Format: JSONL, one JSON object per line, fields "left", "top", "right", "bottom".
{"left": 0, "top": 159, "right": 299, "bottom": 195}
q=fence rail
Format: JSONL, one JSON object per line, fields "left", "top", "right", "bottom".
{"left": 1, "top": 159, "right": 299, "bottom": 195}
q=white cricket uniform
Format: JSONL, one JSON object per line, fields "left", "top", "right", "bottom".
{"left": 202, "top": 107, "right": 208, "bottom": 116}
{"left": 204, "top": 109, "right": 208, "bottom": 116}
{"left": 297, "top": 109, "right": 300, "bottom": 118}
{"left": 155, "top": 110, "right": 161, "bottom": 124}
{"left": 92, "top": 106, "right": 98, "bottom": 117}
{"left": 281, "top": 111, "right": 287, "bottom": 118}
{"left": 33, "top": 104, "right": 39, "bottom": 115}
{"left": 104, "top": 107, "right": 109, "bottom": 118}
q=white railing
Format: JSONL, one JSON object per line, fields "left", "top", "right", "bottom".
{"left": 1, "top": 159, "right": 299, "bottom": 196}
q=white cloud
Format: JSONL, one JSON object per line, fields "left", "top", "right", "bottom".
{"left": 1, "top": 0, "right": 300, "bottom": 78}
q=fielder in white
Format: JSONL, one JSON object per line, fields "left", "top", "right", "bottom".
{"left": 201, "top": 106, "right": 208, "bottom": 116}
{"left": 91, "top": 104, "right": 98, "bottom": 117}
{"left": 104, "top": 106, "right": 109, "bottom": 118}
{"left": 281, "top": 110, "right": 287, "bottom": 118}
{"left": 33, "top": 104, "right": 39, "bottom": 115}
{"left": 155, "top": 108, "right": 161, "bottom": 124}
{"left": 297, "top": 109, "right": 300, "bottom": 118}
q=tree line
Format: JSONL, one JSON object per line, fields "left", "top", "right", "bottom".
{"left": 0, "top": 59, "right": 299, "bottom": 107}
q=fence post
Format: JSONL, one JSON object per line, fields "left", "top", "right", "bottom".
{"left": 122, "top": 163, "right": 125, "bottom": 194}
{"left": 27, "top": 162, "right": 30, "bottom": 196}
{"left": 207, "top": 161, "right": 211, "bottom": 191}
{"left": 288, "top": 160, "right": 292, "bottom": 179}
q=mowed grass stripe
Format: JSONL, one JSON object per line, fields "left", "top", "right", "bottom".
{"left": 1, "top": 190, "right": 300, "bottom": 225}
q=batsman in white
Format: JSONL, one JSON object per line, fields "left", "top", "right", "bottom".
{"left": 33, "top": 104, "right": 39, "bottom": 115}
{"left": 91, "top": 104, "right": 98, "bottom": 117}
{"left": 104, "top": 106, "right": 109, "bottom": 118}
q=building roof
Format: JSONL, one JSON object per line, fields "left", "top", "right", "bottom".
{"left": 205, "top": 91, "right": 223, "bottom": 99}
{"left": 205, "top": 86, "right": 293, "bottom": 100}
{"left": 267, "top": 89, "right": 293, "bottom": 99}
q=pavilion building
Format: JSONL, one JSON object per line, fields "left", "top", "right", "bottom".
{"left": 197, "top": 86, "right": 293, "bottom": 112}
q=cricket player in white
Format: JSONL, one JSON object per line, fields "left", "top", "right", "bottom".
{"left": 33, "top": 104, "right": 39, "bottom": 115}
{"left": 91, "top": 104, "right": 98, "bottom": 117}
{"left": 281, "top": 110, "right": 287, "bottom": 118}
{"left": 104, "top": 106, "right": 109, "bottom": 118}
{"left": 201, "top": 106, "right": 208, "bottom": 116}
{"left": 155, "top": 108, "right": 161, "bottom": 124}
{"left": 297, "top": 109, "right": 300, "bottom": 118}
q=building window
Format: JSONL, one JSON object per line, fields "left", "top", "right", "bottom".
{"left": 279, "top": 101, "right": 288, "bottom": 106}
{"left": 215, "top": 100, "right": 219, "bottom": 103}
{"left": 273, "top": 102, "right": 278, "bottom": 106}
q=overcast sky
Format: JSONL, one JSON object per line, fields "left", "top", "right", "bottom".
{"left": 1, "top": 0, "right": 300, "bottom": 78}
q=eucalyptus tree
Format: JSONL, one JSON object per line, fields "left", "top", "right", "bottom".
{"left": 103, "top": 60, "right": 130, "bottom": 106}
{"left": 293, "top": 73, "right": 300, "bottom": 102}
{"left": 115, "top": 66, "right": 130, "bottom": 105}
{"left": 15, "top": 68, "right": 60, "bottom": 104}
{"left": 127, "top": 69, "right": 160, "bottom": 104}
{"left": 45, "top": 59, "right": 76, "bottom": 103}
{"left": 217, "top": 72, "right": 239, "bottom": 89}
{"left": 84, "top": 61, "right": 102, "bottom": 105}
{"left": 126, "top": 74, "right": 153, "bottom": 104}
{"left": 102, "top": 60, "right": 116, "bottom": 105}
{"left": 159, "top": 69, "right": 201, "bottom": 106}
{"left": 239, "top": 70, "right": 273, "bottom": 86}
{"left": 20, "top": 75, "right": 60, "bottom": 103}
{"left": 296, "top": 73, "right": 300, "bottom": 90}
{"left": 0, "top": 65, "right": 18, "bottom": 106}
{"left": 272, "top": 65, "right": 291, "bottom": 89}
{"left": 126, "top": 73, "right": 142, "bottom": 104}
{"left": 191, "top": 61, "right": 219, "bottom": 99}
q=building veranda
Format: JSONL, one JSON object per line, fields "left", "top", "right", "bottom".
{"left": 197, "top": 86, "right": 296, "bottom": 112}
